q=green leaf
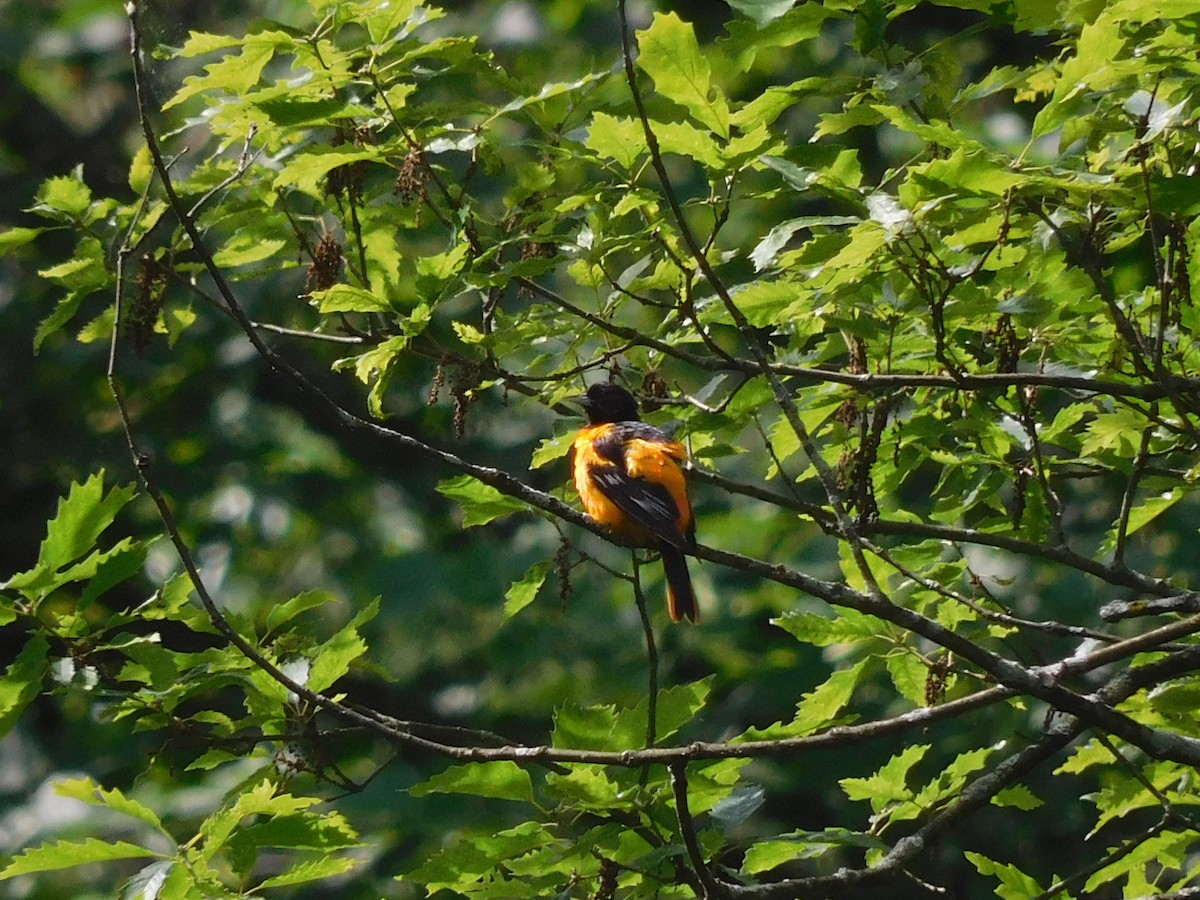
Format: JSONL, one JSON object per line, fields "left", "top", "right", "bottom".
{"left": 687, "top": 758, "right": 752, "bottom": 814}
{"left": 651, "top": 676, "right": 714, "bottom": 742}
{"left": 742, "top": 829, "right": 884, "bottom": 873}
{"left": 265, "top": 589, "right": 337, "bottom": 633}
{"left": 654, "top": 119, "right": 725, "bottom": 168}
{"left": 504, "top": 561, "right": 549, "bottom": 618}
{"left": 273, "top": 147, "right": 380, "bottom": 197}
{"left": 199, "top": 781, "right": 320, "bottom": 861}
{"left": 791, "top": 659, "right": 867, "bottom": 734}
{"left": 1098, "top": 488, "right": 1185, "bottom": 557}
{"left": 0, "top": 636, "right": 50, "bottom": 739}
{"left": 543, "top": 766, "right": 621, "bottom": 812}
{"left": 312, "top": 284, "right": 394, "bottom": 314}
{"left": 1084, "top": 831, "right": 1188, "bottom": 894}
{"left": 177, "top": 30, "right": 244, "bottom": 57}
{"left": 308, "top": 597, "right": 377, "bottom": 692}
{"left": 54, "top": 776, "right": 166, "bottom": 832}
{"left": 33, "top": 237, "right": 109, "bottom": 351}
{"left": 637, "top": 13, "right": 730, "bottom": 137}
{"left": 226, "top": 808, "right": 360, "bottom": 853}
{"left": 0, "top": 226, "right": 46, "bottom": 254}
{"left": 992, "top": 785, "right": 1043, "bottom": 810}
{"left": 335, "top": 334, "right": 412, "bottom": 418}
{"left": 415, "top": 241, "right": 471, "bottom": 283}
{"left": 966, "top": 851, "right": 1044, "bottom": 899}
{"left": 257, "top": 855, "right": 361, "bottom": 888}
{"left": 437, "top": 475, "right": 528, "bottom": 527}
{"left": 32, "top": 171, "right": 92, "bottom": 219}
{"left": 750, "top": 215, "right": 859, "bottom": 271}
{"left": 530, "top": 431, "right": 575, "bottom": 469}
{"left": 730, "top": 278, "right": 802, "bottom": 327}
{"left": 409, "top": 761, "right": 534, "bottom": 802}
{"left": 885, "top": 653, "right": 929, "bottom": 706}
{"left": 78, "top": 539, "right": 148, "bottom": 610}
{"left": 128, "top": 144, "right": 154, "bottom": 194}
{"left": 586, "top": 113, "right": 645, "bottom": 169}
{"left": 3, "top": 472, "right": 136, "bottom": 601}
{"left": 840, "top": 744, "right": 929, "bottom": 812}
{"left": 552, "top": 702, "right": 627, "bottom": 751}
{"left": 726, "top": 0, "right": 796, "bottom": 28}
{"left": 165, "top": 35, "right": 286, "bottom": 109}
{"left": 213, "top": 235, "right": 288, "bottom": 268}
{"left": 0, "top": 838, "right": 160, "bottom": 878}
{"left": 773, "top": 609, "right": 878, "bottom": 646}
{"left": 914, "top": 148, "right": 1023, "bottom": 196}
{"left": 722, "top": 4, "right": 837, "bottom": 71}
{"left": 403, "top": 821, "right": 556, "bottom": 890}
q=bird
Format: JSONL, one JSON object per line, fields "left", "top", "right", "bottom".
{"left": 570, "top": 382, "right": 698, "bottom": 623}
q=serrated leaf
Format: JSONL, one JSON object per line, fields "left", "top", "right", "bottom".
{"left": 710, "top": 785, "right": 765, "bottom": 829}
{"left": 552, "top": 702, "right": 622, "bottom": 750}
{"left": 176, "top": 30, "right": 244, "bottom": 57}
{"left": 651, "top": 676, "right": 714, "bottom": 741}
{"left": 772, "top": 609, "right": 877, "bottom": 645}
{"left": 840, "top": 744, "right": 929, "bottom": 811}
{"left": 54, "top": 777, "right": 166, "bottom": 833}
{"left": 0, "top": 838, "right": 160, "bottom": 878}
{"left": 726, "top": 0, "right": 795, "bottom": 27}
{"left": 637, "top": 13, "right": 730, "bottom": 137}
{"left": 1098, "top": 488, "right": 1184, "bottom": 557}
{"left": 415, "top": 241, "right": 471, "bottom": 283}
{"left": 504, "top": 561, "right": 549, "bottom": 618}
{"left": 729, "top": 278, "right": 801, "bottom": 327}
{"left": 3, "top": 472, "right": 136, "bottom": 600}
{"left": 335, "top": 334, "right": 411, "bottom": 418}
{"left": 530, "top": 432, "right": 575, "bottom": 469}
{"left": 0, "top": 635, "right": 50, "bottom": 739}
{"left": 308, "top": 597, "right": 377, "bottom": 693}
{"left": 885, "top": 653, "right": 928, "bottom": 706}
{"left": 312, "top": 284, "right": 393, "bottom": 314}
{"left": 750, "top": 216, "right": 859, "bottom": 271}
{"left": 410, "top": 761, "right": 534, "bottom": 801}
{"left": 0, "top": 226, "right": 46, "bottom": 254}
{"left": 586, "top": 113, "right": 645, "bottom": 169}
{"left": 166, "top": 36, "right": 284, "bottom": 110}
{"left": 265, "top": 589, "right": 337, "bottom": 633}
{"left": 792, "top": 659, "right": 867, "bottom": 734}
{"left": 273, "top": 147, "right": 379, "bottom": 197}
{"left": 200, "top": 781, "right": 319, "bottom": 860}
{"left": 33, "top": 172, "right": 92, "bottom": 219}
{"left": 742, "top": 829, "right": 884, "bottom": 873}
{"left": 257, "top": 855, "right": 360, "bottom": 888}
{"left": 966, "top": 851, "right": 1044, "bottom": 899}
{"left": 213, "top": 235, "right": 288, "bottom": 268}
{"left": 992, "top": 785, "right": 1043, "bottom": 810}
{"left": 437, "top": 475, "right": 527, "bottom": 527}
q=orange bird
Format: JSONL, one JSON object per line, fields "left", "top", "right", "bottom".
{"left": 570, "top": 383, "right": 698, "bottom": 623}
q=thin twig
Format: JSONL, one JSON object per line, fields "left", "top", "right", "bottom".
{"left": 669, "top": 762, "right": 727, "bottom": 899}
{"left": 632, "top": 556, "right": 660, "bottom": 750}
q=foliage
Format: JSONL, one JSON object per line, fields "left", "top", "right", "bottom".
{"left": 4, "top": 0, "right": 1200, "bottom": 897}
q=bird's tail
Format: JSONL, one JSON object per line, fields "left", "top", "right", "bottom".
{"left": 660, "top": 544, "right": 698, "bottom": 623}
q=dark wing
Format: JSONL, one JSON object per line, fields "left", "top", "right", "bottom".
{"left": 588, "top": 464, "right": 689, "bottom": 550}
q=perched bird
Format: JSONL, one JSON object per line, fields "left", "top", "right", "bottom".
{"left": 570, "top": 382, "right": 698, "bottom": 622}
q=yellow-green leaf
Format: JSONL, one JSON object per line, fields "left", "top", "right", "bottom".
{"left": 410, "top": 761, "right": 534, "bottom": 801}
{"left": 637, "top": 13, "right": 730, "bottom": 137}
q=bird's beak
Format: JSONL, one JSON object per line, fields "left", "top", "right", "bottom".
{"left": 559, "top": 393, "right": 590, "bottom": 418}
